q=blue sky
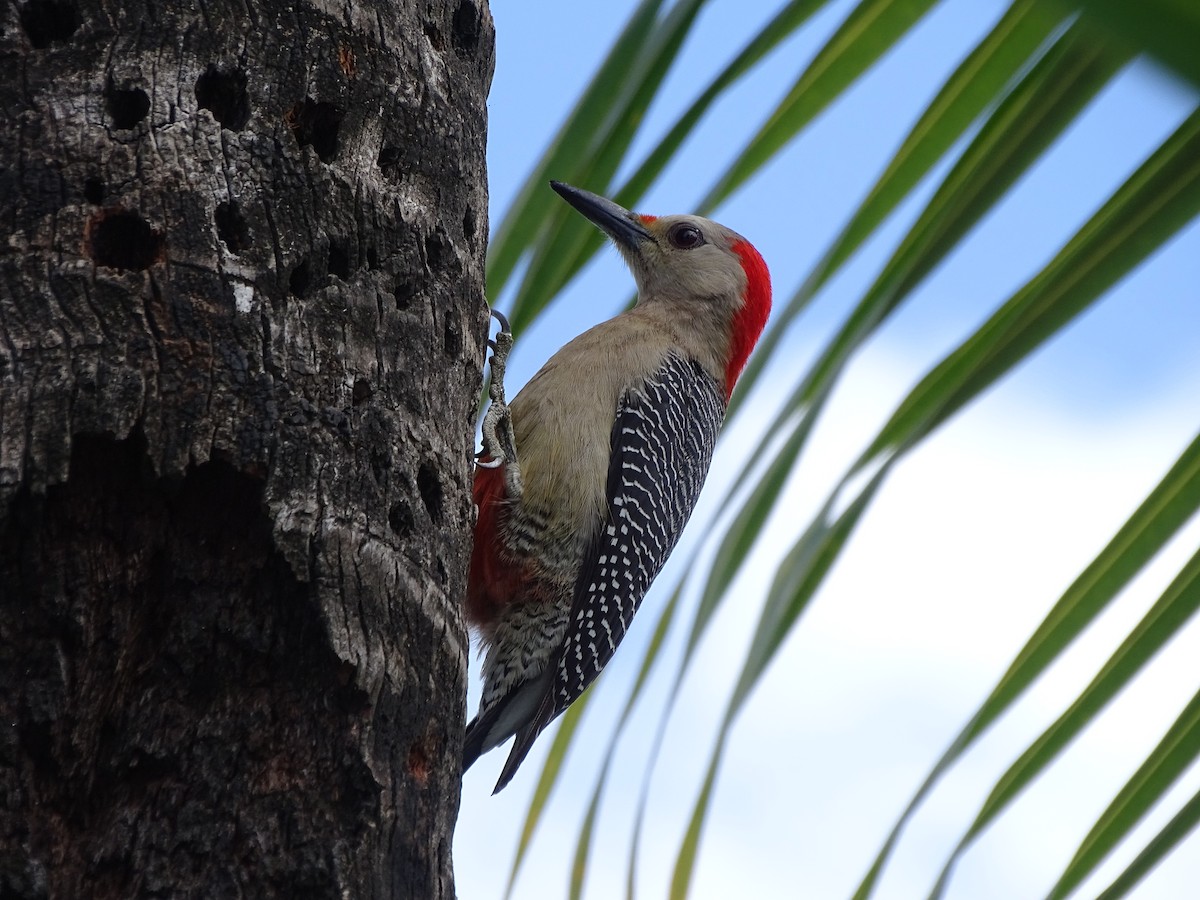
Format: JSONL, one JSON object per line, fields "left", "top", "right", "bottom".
{"left": 458, "top": 2, "right": 1200, "bottom": 898}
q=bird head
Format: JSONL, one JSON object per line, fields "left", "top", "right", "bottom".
{"left": 550, "top": 180, "right": 772, "bottom": 397}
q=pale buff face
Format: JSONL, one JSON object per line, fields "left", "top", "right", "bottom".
{"left": 616, "top": 214, "right": 750, "bottom": 312}
{"left": 548, "top": 182, "right": 752, "bottom": 320}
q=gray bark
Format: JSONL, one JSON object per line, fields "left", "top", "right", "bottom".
{"left": 0, "top": 0, "right": 493, "bottom": 897}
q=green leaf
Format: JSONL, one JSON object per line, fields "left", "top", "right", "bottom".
{"left": 669, "top": 11, "right": 1130, "bottom": 751}
{"left": 504, "top": 0, "right": 839, "bottom": 330}
{"left": 724, "top": 101, "right": 1200, "bottom": 900}
{"left": 663, "top": 4, "right": 1097, "bottom": 714}
{"left": 1048, "top": 686, "right": 1200, "bottom": 898}
{"left": 668, "top": 461, "right": 892, "bottom": 898}
{"left": 568, "top": 773, "right": 605, "bottom": 900}
{"left": 636, "top": 21, "right": 1134, "bottom": 896}
{"left": 502, "top": 0, "right": 708, "bottom": 335}
{"left": 860, "top": 105, "right": 1200, "bottom": 460}
{"left": 731, "top": 15, "right": 1128, "bottom": 480}
{"left": 854, "top": 420, "right": 1200, "bottom": 899}
{"left": 811, "top": 0, "right": 1062, "bottom": 289}
{"left": 733, "top": 458, "right": 893, "bottom": 710}
{"left": 1069, "top": 0, "right": 1200, "bottom": 90}
{"left": 811, "top": 18, "right": 1128, "bottom": 434}
{"left": 698, "top": 0, "right": 942, "bottom": 213}
{"left": 567, "top": 583, "right": 683, "bottom": 900}
{"left": 669, "top": 737, "right": 725, "bottom": 900}
{"left": 728, "top": 0, "right": 1065, "bottom": 418}
{"left": 688, "top": 0, "right": 1093, "bottom": 746}
{"left": 928, "top": 543, "right": 1200, "bottom": 897}
{"left": 1096, "top": 787, "right": 1200, "bottom": 899}
{"left": 503, "top": 685, "right": 593, "bottom": 900}
{"left": 485, "top": 0, "right": 667, "bottom": 305}
{"left": 620, "top": 0, "right": 839, "bottom": 207}
{"left": 686, "top": 413, "right": 815, "bottom": 657}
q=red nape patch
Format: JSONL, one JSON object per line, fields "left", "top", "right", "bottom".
{"left": 466, "top": 461, "right": 523, "bottom": 627}
{"left": 726, "top": 240, "right": 772, "bottom": 400}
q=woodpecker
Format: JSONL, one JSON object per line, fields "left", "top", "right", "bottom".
{"left": 464, "top": 182, "right": 771, "bottom": 793}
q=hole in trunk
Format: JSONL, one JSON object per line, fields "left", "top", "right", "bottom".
{"left": 285, "top": 99, "right": 341, "bottom": 163}
{"left": 195, "top": 64, "right": 250, "bottom": 131}
{"left": 105, "top": 83, "right": 150, "bottom": 129}
{"left": 215, "top": 201, "right": 251, "bottom": 254}
{"left": 86, "top": 209, "right": 163, "bottom": 271}
{"left": 20, "top": 0, "right": 78, "bottom": 48}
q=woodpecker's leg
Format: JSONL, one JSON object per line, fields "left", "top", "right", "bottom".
{"left": 479, "top": 310, "right": 523, "bottom": 500}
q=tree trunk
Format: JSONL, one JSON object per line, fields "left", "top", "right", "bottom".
{"left": 0, "top": 0, "right": 493, "bottom": 896}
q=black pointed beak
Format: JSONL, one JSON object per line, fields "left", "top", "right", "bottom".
{"left": 550, "top": 181, "right": 653, "bottom": 251}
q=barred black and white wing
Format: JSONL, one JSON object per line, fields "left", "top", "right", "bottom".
{"left": 492, "top": 354, "right": 725, "bottom": 791}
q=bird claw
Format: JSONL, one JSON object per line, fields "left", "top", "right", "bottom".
{"left": 489, "top": 308, "right": 511, "bottom": 335}
{"left": 479, "top": 309, "right": 524, "bottom": 498}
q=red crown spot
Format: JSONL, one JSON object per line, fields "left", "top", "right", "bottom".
{"left": 725, "top": 240, "right": 771, "bottom": 401}
{"left": 638, "top": 214, "right": 658, "bottom": 223}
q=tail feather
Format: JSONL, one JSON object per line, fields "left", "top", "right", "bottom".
{"left": 462, "top": 713, "right": 489, "bottom": 773}
{"left": 490, "top": 690, "right": 558, "bottom": 794}
{"left": 462, "top": 670, "right": 555, "bottom": 785}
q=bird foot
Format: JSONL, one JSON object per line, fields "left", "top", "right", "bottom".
{"left": 479, "top": 310, "right": 524, "bottom": 499}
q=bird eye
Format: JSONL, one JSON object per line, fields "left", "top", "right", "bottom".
{"left": 667, "top": 223, "right": 704, "bottom": 250}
